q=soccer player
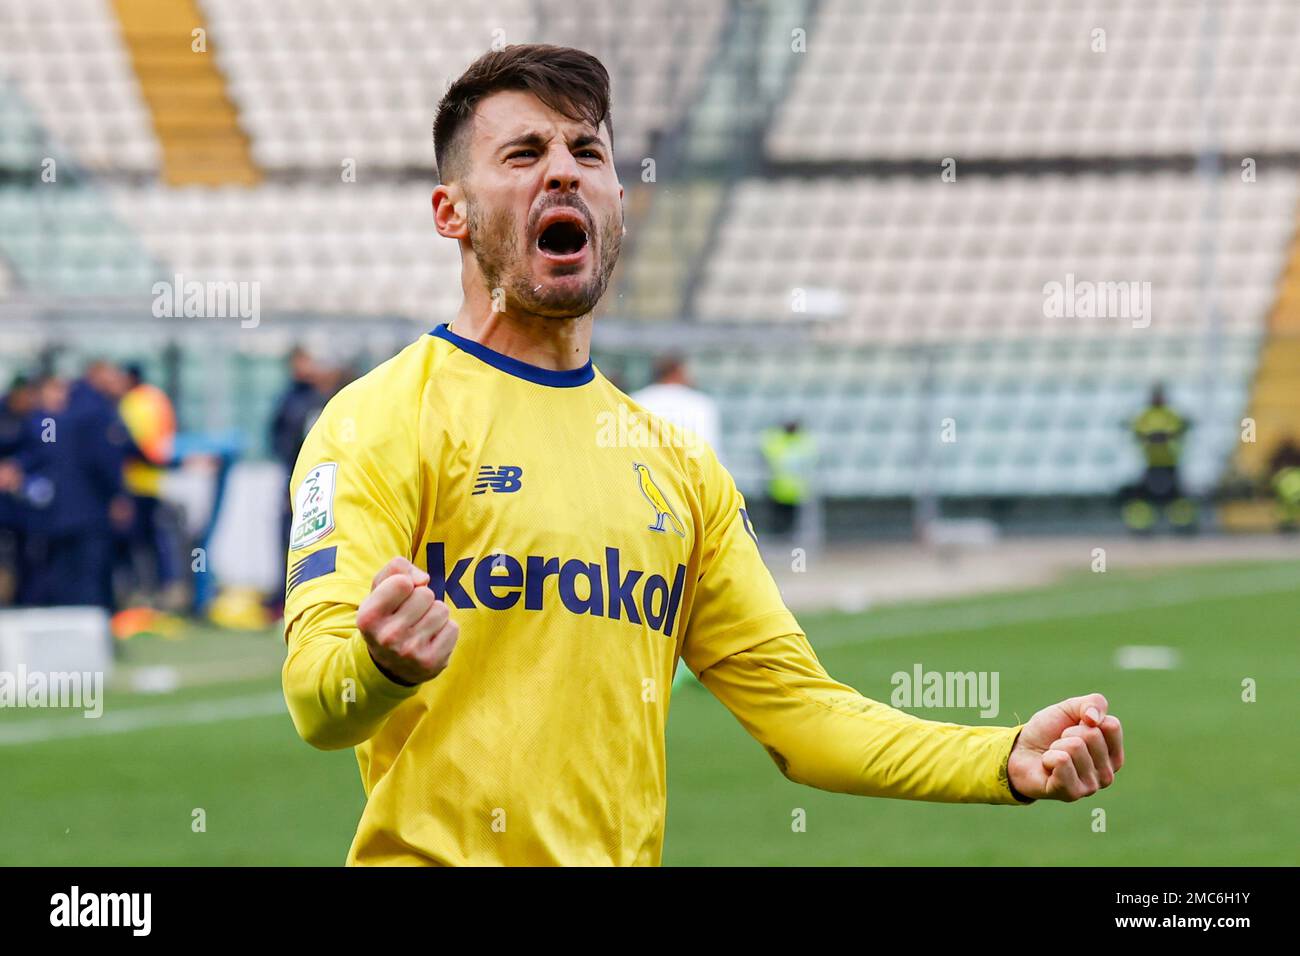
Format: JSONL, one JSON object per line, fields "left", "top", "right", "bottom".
{"left": 282, "top": 44, "right": 1124, "bottom": 866}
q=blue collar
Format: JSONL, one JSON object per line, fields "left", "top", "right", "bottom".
{"left": 430, "top": 323, "right": 595, "bottom": 388}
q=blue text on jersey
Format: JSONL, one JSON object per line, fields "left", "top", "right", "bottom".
{"left": 426, "top": 543, "right": 687, "bottom": 638}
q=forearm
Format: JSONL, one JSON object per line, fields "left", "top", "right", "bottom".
{"left": 282, "top": 600, "right": 418, "bottom": 750}
{"left": 697, "top": 633, "right": 1029, "bottom": 805}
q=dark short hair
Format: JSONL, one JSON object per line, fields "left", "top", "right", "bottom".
{"left": 652, "top": 353, "right": 686, "bottom": 382}
{"left": 433, "top": 44, "right": 612, "bottom": 182}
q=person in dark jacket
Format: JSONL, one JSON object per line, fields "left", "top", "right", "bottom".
{"left": 269, "top": 348, "right": 331, "bottom": 611}
{"left": 14, "top": 368, "right": 132, "bottom": 611}
{"left": 0, "top": 375, "right": 37, "bottom": 604}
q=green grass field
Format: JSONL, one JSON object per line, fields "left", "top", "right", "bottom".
{"left": 2, "top": 557, "right": 1297, "bottom": 866}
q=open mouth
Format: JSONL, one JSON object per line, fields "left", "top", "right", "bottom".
{"left": 535, "top": 213, "right": 590, "bottom": 259}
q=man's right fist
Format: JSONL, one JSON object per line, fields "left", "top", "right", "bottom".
{"left": 356, "top": 557, "right": 459, "bottom": 686}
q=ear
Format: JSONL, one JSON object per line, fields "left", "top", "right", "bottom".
{"left": 433, "top": 183, "right": 469, "bottom": 240}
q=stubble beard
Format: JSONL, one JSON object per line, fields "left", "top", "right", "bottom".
{"left": 468, "top": 200, "right": 622, "bottom": 320}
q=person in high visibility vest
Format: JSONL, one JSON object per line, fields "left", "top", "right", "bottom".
{"left": 761, "top": 420, "right": 816, "bottom": 537}
{"left": 1122, "top": 384, "right": 1196, "bottom": 533}
{"left": 1268, "top": 438, "right": 1300, "bottom": 532}
{"left": 118, "top": 364, "right": 179, "bottom": 602}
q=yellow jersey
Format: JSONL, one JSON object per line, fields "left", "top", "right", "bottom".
{"left": 282, "top": 324, "right": 1031, "bottom": 867}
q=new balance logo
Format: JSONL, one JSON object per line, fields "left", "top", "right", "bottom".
{"left": 473, "top": 465, "right": 523, "bottom": 495}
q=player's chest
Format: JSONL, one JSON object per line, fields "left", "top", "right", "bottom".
{"left": 420, "top": 416, "right": 696, "bottom": 589}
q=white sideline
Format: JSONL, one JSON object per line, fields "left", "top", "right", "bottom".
{"left": 2, "top": 566, "right": 1292, "bottom": 744}
{"left": 0, "top": 691, "right": 286, "bottom": 747}
{"left": 815, "top": 564, "right": 1298, "bottom": 648}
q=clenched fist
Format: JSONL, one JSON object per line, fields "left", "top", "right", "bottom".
{"left": 356, "top": 557, "right": 459, "bottom": 686}
{"left": 1007, "top": 693, "right": 1125, "bottom": 802}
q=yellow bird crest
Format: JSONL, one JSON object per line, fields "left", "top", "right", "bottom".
{"left": 633, "top": 462, "right": 686, "bottom": 538}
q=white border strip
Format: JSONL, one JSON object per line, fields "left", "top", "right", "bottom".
{"left": 0, "top": 691, "right": 286, "bottom": 746}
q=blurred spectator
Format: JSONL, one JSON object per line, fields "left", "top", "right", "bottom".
{"left": 118, "top": 363, "right": 181, "bottom": 605}
{"left": 269, "top": 347, "right": 333, "bottom": 611}
{"left": 1122, "top": 383, "right": 1197, "bottom": 533}
{"left": 761, "top": 419, "right": 816, "bottom": 538}
{"left": 0, "top": 375, "right": 35, "bottom": 454}
{"left": 271, "top": 348, "right": 327, "bottom": 470}
{"left": 1268, "top": 438, "right": 1300, "bottom": 532}
{"left": 630, "top": 353, "right": 721, "bottom": 460}
{"left": 10, "top": 369, "right": 131, "bottom": 610}
{"left": 0, "top": 375, "right": 37, "bottom": 604}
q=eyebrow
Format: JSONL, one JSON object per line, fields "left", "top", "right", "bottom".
{"left": 498, "top": 130, "right": 606, "bottom": 154}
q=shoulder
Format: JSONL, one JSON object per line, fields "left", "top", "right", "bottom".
{"left": 606, "top": 378, "right": 736, "bottom": 516}
{"left": 298, "top": 334, "right": 450, "bottom": 477}
{"left": 605, "top": 378, "right": 722, "bottom": 470}
{"left": 311, "top": 334, "right": 448, "bottom": 433}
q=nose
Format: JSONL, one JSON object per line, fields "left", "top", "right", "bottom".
{"left": 543, "top": 143, "right": 582, "bottom": 195}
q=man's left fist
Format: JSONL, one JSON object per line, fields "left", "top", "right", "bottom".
{"left": 1007, "top": 693, "right": 1124, "bottom": 802}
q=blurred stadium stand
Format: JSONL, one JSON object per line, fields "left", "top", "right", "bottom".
{"left": 2, "top": 0, "right": 1299, "bottom": 535}
{"left": 769, "top": 0, "right": 1300, "bottom": 161}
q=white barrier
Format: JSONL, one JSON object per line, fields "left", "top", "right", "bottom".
{"left": 0, "top": 606, "right": 113, "bottom": 679}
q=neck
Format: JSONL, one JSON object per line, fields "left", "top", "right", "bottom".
{"left": 452, "top": 273, "right": 593, "bottom": 371}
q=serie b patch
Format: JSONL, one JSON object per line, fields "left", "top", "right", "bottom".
{"left": 291, "top": 462, "right": 338, "bottom": 550}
